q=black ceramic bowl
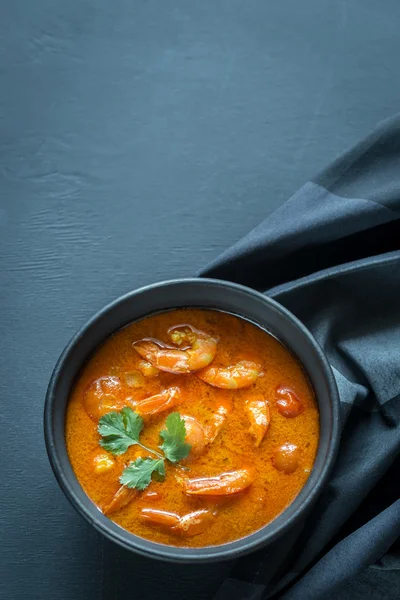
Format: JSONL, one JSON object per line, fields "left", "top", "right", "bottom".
{"left": 44, "top": 278, "right": 340, "bottom": 563}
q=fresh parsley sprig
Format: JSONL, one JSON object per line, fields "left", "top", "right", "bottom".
{"left": 97, "top": 408, "right": 191, "bottom": 492}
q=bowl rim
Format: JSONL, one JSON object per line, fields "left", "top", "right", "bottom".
{"left": 44, "top": 277, "right": 340, "bottom": 562}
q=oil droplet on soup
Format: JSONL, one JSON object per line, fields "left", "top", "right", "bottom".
{"left": 65, "top": 309, "right": 319, "bottom": 547}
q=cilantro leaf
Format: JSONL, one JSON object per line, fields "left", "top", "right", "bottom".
{"left": 98, "top": 407, "right": 144, "bottom": 455}
{"left": 120, "top": 457, "right": 166, "bottom": 491}
{"left": 159, "top": 412, "right": 191, "bottom": 463}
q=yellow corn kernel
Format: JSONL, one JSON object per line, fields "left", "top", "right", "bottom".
{"left": 124, "top": 370, "right": 145, "bottom": 388}
{"left": 93, "top": 453, "right": 115, "bottom": 474}
{"left": 137, "top": 360, "right": 159, "bottom": 378}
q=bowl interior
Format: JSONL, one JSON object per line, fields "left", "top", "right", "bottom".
{"left": 45, "top": 278, "right": 340, "bottom": 562}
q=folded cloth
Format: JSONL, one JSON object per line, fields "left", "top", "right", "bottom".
{"left": 200, "top": 115, "right": 400, "bottom": 600}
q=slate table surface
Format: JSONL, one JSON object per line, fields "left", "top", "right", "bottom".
{"left": 1, "top": 1, "right": 400, "bottom": 599}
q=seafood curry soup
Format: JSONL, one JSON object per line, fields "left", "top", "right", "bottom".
{"left": 66, "top": 309, "right": 319, "bottom": 547}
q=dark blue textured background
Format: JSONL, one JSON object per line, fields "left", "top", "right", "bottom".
{"left": 1, "top": 1, "right": 400, "bottom": 598}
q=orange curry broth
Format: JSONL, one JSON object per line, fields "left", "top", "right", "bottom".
{"left": 66, "top": 309, "right": 319, "bottom": 547}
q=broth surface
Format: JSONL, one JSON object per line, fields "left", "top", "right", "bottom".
{"left": 66, "top": 309, "right": 319, "bottom": 547}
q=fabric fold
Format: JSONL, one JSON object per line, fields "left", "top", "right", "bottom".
{"left": 201, "top": 114, "right": 400, "bottom": 599}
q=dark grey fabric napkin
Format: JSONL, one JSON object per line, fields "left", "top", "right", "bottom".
{"left": 200, "top": 115, "right": 400, "bottom": 599}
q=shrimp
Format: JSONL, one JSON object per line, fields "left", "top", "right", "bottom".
{"left": 276, "top": 386, "right": 304, "bottom": 418}
{"left": 130, "top": 386, "right": 182, "bottom": 416}
{"left": 204, "top": 392, "right": 233, "bottom": 443}
{"left": 103, "top": 485, "right": 138, "bottom": 516}
{"left": 140, "top": 508, "right": 214, "bottom": 537}
{"left": 181, "top": 415, "right": 206, "bottom": 459}
{"left": 183, "top": 468, "right": 255, "bottom": 496}
{"left": 133, "top": 324, "right": 218, "bottom": 374}
{"left": 197, "top": 360, "right": 260, "bottom": 389}
{"left": 245, "top": 394, "right": 271, "bottom": 447}
{"left": 84, "top": 376, "right": 126, "bottom": 421}
{"left": 181, "top": 394, "right": 232, "bottom": 460}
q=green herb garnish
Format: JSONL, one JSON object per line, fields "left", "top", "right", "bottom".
{"left": 120, "top": 457, "right": 166, "bottom": 490}
{"left": 159, "top": 412, "right": 191, "bottom": 463}
{"left": 98, "top": 407, "right": 144, "bottom": 455}
{"left": 98, "top": 408, "right": 191, "bottom": 492}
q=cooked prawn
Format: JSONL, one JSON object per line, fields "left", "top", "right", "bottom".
{"left": 183, "top": 468, "right": 255, "bottom": 496}
{"left": 140, "top": 508, "right": 214, "bottom": 537}
{"left": 180, "top": 393, "right": 232, "bottom": 460}
{"left": 84, "top": 376, "right": 126, "bottom": 421}
{"left": 245, "top": 394, "right": 270, "bottom": 446}
{"left": 103, "top": 485, "right": 138, "bottom": 515}
{"left": 204, "top": 392, "right": 233, "bottom": 443}
{"left": 133, "top": 324, "right": 218, "bottom": 374}
{"left": 130, "top": 386, "right": 182, "bottom": 416}
{"left": 181, "top": 415, "right": 206, "bottom": 460}
{"left": 197, "top": 360, "right": 260, "bottom": 389}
